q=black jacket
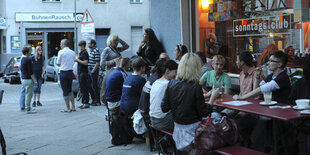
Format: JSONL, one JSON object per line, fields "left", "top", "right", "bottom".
{"left": 161, "top": 79, "right": 212, "bottom": 125}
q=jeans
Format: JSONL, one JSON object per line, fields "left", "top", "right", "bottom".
{"left": 22, "top": 79, "right": 33, "bottom": 111}
{"left": 88, "top": 69, "right": 99, "bottom": 103}
{"left": 33, "top": 76, "right": 42, "bottom": 94}
{"left": 79, "top": 72, "right": 89, "bottom": 104}
{"left": 19, "top": 84, "right": 25, "bottom": 109}
{"left": 60, "top": 70, "right": 73, "bottom": 100}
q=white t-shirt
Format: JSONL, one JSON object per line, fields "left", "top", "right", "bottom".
{"left": 149, "top": 78, "right": 169, "bottom": 119}
{"left": 57, "top": 47, "right": 76, "bottom": 71}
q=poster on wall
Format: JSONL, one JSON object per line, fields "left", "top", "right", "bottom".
{"left": 11, "top": 36, "right": 21, "bottom": 50}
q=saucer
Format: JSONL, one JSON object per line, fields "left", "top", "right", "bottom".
{"left": 300, "top": 110, "right": 310, "bottom": 114}
{"left": 293, "top": 105, "right": 310, "bottom": 110}
{"left": 259, "top": 101, "right": 277, "bottom": 106}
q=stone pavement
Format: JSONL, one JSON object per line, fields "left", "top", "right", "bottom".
{"left": 0, "top": 79, "right": 154, "bottom": 155}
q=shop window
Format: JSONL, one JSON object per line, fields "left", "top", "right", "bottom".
{"left": 42, "top": 0, "right": 61, "bottom": 2}
{"left": 94, "top": 0, "right": 107, "bottom": 3}
{"left": 130, "top": 0, "right": 142, "bottom": 4}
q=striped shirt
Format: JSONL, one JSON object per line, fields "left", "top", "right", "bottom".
{"left": 88, "top": 47, "right": 100, "bottom": 70}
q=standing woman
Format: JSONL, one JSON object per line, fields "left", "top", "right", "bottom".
{"left": 100, "top": 34, "right": 129, "bottom": 70}
{"left": 137, "top": 28, "right": 164, "bottom": 73}
{"left": 21, "top": 45, "right": 38, "bottom": 114}
{"left": 161, "top": 53, "right": 218, "bottom": 152}
{"left": 32, "top": 46, "right": 44, "bottom": 107}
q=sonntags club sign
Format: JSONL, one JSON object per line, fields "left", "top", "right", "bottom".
{"left": 233, "top": 14, "right": 291, "bottom": 37}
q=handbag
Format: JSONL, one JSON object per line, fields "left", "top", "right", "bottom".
{"left": 193, "top": 116, "right": 239, "bottom": 151}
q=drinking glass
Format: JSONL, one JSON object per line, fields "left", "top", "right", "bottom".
{"left": 213, "top": 83, "right": 224, "bottom": 103}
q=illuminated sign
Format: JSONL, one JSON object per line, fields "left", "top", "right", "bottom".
{"left": 233, "top": 14, "right": 291, "bottom": 37}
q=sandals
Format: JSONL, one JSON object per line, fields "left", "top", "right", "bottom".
{"left": 60, "top": 109, "right": 71, "bottom": 113}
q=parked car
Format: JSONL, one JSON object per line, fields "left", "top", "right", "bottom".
{"left": 57, "top": 62, "right": 79, "bottom": 95}
{"left": 45, "top": 56, "right": 59, "bottom": 82}
{"left": 2, "top": 56, "right": 21, "bottom": 84}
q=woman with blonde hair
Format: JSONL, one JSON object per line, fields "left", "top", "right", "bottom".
{"left": 161, "top": 53, "right": 218, "bottom": 152}
{"left": 100, "top": 34, "right": 129, "bottom": 70}
{"left": 32, "top": 46, "right": 44, "bottom": 107}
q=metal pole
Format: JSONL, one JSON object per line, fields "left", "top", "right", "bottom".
{"left": 74, "top": 0, "right": 77, "bottom": 53}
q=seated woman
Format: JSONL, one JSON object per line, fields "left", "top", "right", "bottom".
{"left": 200, "top": 55, "right": 231, "bottom": 95}
{"left": 233, "top": 51, "right": 291, "bottom": 104}
{"left": 149, "top": 60, "right": 178, "bottom": 130}
{"left": 161, "top": 53, "right": 218, "bottom": 152}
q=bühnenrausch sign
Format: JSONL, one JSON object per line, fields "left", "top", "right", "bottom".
{"left": 233, "top": 14, "right": 291, "bottom": 37}
{"left": 16, "top": 13, "right": 75, "bottom": 22}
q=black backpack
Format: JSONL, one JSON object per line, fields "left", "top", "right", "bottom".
{"left": 110, "top": 115, "right": 134, "bottom": 146}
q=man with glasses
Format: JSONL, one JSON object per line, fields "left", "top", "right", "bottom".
{"left": 233, "top": 50, "right": 291, "bottom": 104}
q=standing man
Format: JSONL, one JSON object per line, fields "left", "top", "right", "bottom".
{"left": 75, "top": 40, "right": 90, "bottom": 109}
{"left": 88, "top": 39, "right": 101, "bottom": 106}
{"left": 57, "top": 39, "right": 76, "bottom": 112}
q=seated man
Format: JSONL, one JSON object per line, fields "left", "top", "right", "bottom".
{"left": 105, "top": 57, "right": 130, "bottom": 112}
{"left": 200, "top": 55, "right": 231, "bottom": 95}
{"left": 149, "top": 60, "right": 178, "bottom": 130}
{"left": 120, "top": 58, "right": 147, "bottom": 116}
{"left": 233, "top": 50, "right": 291, "bottom": 104}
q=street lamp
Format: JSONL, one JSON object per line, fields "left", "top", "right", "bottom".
{"left": 74, "top": 0, "right": 77, "bottom": 53}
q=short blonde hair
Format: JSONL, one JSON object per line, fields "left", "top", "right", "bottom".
{"left": 212, "top": 55, "right": 225, "bottom": 64}
{"left": 176, "top": 53, "right": 202, "bottom": 83}
{"left": 106, "top": 34, "right": 119, "bottom": 46}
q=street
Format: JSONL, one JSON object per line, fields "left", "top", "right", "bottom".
{"left": 0, "top": 80, "right": 152, "bottom": 155}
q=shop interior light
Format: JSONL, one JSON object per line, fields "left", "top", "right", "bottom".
{"left": 202, "top": 0, "right": 210, "bottom": 10}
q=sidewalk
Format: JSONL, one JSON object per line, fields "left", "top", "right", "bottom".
{"left": 0, "top": 80, "right": 153, "bottom": 155}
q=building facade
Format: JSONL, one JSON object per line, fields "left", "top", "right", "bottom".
{"left": 0, "top": 0, "right": 150, "bottom": 71}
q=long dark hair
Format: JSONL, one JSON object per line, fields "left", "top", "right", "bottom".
{"left": 145, "top": 28, "right": 160, "bottom": 47}
{"left": 152, "top": 58, "right": 167, "bottom": 77}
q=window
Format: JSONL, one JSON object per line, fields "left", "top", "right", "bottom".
{"left": 130, "top": 0, "right": 142, "bottom": 3}
{"left": 131, "top": 26, "right": 143, "bottom": 54}
{"left": 94, "top": 0, "right": 107, "bottom": 3}
{"left": 42, "top": 0, "right": 61, "bottom": 2}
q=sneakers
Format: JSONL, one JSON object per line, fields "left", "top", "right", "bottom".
{"left": 32, "top": 101, "right": 36, "bottom": 107}
{"left": 26, "top": 109, "right": 37, "bottom": 114}
{"left": 20, "top": 108, "right": 25, "bottom": 112}
{"left": 37, "top": 101, "right": 42, "bottom": 106}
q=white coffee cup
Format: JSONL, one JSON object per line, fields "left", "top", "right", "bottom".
{"left": 296, "top": 99, "right": 310, "bottom": 109}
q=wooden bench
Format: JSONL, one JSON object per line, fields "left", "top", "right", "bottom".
{"left": 214, "top": 146, "right": 268, "bottom": 155}
{"left": 149, "top": 125, "right": 176, "bottom": 155}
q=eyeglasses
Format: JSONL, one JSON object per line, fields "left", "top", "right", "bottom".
{"left": 268, "top": 59, "right": 280, "bottom": 63}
